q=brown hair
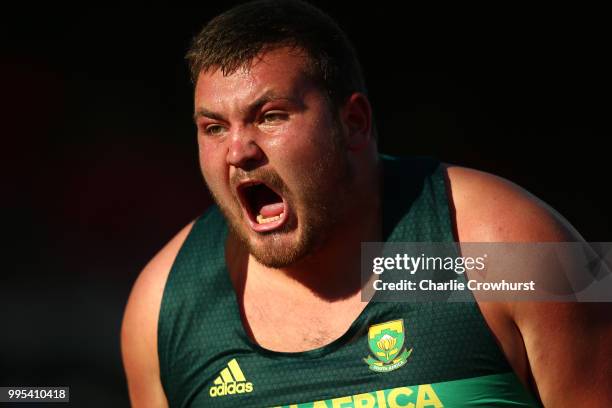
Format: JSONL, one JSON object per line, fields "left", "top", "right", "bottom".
{"left": 186, "top": 0, "right": 368, "bottom": 110}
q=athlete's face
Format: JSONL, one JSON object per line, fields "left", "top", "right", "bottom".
{"left": 194, "top": 47, "right": 353, "bottom": 267}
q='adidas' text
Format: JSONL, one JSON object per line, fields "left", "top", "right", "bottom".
{"left": 209, "top": 358, "right": 254, "bottom": 398}
{"left": 210, "top": 381, "right": 253, "bottom": 397}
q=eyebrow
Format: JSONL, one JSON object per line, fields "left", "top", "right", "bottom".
{"left": 193, "top": 107, "right": 226, "bottom": 123}
{"left": 193, "top": 90, "right": 300, "bottom": 123}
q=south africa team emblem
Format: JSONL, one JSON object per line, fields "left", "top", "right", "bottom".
{"left": 363, "top": 319, "right": 413, "bottom": 372}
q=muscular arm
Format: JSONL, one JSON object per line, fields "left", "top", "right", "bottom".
{"left": 121, "top": 221, "right": 194, "bottom": 408}
{"left": 446, "top": 165, "right": 612, "bottom": 406}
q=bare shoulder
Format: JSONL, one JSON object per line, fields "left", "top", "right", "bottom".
{"left": 121, "top": 221, "right": 195, "bottom": 408}
{"left": 443, "top": 164, "right": 583, "bottom": 242}
{"left": 443, "top": 164, "right": 612, "bottom": 406}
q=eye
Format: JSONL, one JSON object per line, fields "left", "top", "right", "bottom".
{"left": 204, "top": 124, "right": 227, "bottom": 135}
{"left": 262, "top": 111, "right": 289, "bottom": 123}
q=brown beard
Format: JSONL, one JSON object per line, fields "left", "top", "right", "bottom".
{"left": 205, "top": 123, "right": 353, "bottom": 268}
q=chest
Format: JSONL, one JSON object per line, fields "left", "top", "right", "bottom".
{"left": 240, "top": 292, "right": 367, "bottom": 352}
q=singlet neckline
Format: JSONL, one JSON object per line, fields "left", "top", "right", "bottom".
{"left": 213, "top": 156, "right": 415, "bottom": 359}
{"left": 219, "top": 241, "right": 381, "bottom": 359}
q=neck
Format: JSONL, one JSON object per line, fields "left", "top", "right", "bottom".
{"left": 243, "top": 156, "right": 383, "bottom": 302}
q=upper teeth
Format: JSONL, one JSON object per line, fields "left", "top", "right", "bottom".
{"left": 256, "top": 213, "right": 283, "bottom": 224}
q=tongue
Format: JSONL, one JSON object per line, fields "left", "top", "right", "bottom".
{"left": 259, "top": 202, "right": 285, "bottom": 218}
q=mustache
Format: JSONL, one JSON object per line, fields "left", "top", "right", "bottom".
{"left": 230, "top": 168, "right": 289, "bottom": 197}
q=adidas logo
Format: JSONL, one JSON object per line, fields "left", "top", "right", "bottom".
{"left": 209, "top": 358, "right": 254, "bottom": 398}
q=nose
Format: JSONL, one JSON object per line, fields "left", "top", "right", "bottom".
{"left": 226, "top": 127, "right": 265, "bottom": 170}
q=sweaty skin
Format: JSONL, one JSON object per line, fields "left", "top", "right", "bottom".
{"left": 194, "top": 48, "right": 375, "bottom": 272}
{"left": 121, "top": 48, "right": 612, "bottom": 407}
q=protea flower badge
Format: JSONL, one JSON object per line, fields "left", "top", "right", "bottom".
{"left": 364, "top": 319, "right": 413, "bottom": 372}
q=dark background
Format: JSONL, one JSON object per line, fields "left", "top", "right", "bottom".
{"left": 1, "top": 3, "right": 608, "bottom": 407}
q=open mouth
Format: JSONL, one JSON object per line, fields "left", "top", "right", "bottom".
{"left": 237, "top": 181, "right": 288, "bottom": 232}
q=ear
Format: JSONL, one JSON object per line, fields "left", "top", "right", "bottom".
{"left": 340, "top": 93, "right": 373, "bottom": 151}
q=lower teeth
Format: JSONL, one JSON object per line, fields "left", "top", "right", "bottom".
{"left": 256, "top": 214, "right": 282, "bottom": 224}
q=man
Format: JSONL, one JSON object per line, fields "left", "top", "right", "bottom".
{"left": 121, "top": 1, "right": 612, "bottom": 407}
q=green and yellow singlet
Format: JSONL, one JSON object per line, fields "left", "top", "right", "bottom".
{"left": 158, "top": 156, "right": 541, "bottom": 407}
